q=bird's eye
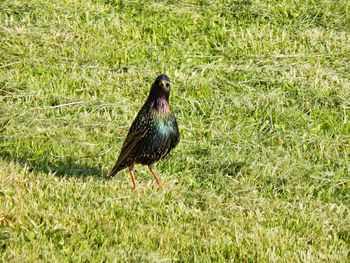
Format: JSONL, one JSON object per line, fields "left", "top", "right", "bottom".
{"left": 166, "top": 83, "right": 170, "bottom": 88}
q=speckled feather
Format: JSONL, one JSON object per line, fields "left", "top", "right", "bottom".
{"left": 108, "top": 75, "right": 180, "bottom": 177}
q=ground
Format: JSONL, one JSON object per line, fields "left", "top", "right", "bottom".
{"left": 0, "top": 0, "right": 350, "bottom": 261}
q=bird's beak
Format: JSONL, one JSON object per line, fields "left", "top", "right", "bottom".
{"left": 161, "top": 80, "right": 169, "bottom": 91}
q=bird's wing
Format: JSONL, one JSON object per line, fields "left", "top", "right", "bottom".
{"left": 117, "top": 129, "right": 146, "bottom": 165}
{"left": 108, "top": 129, "right": 146, "bottom": 177}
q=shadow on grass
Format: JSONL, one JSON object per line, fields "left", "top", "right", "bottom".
{"left": 0, "top": 151, "right": 105, "bottom": 179}
{"left": 0, "top": 116, "right": 106, "bottom": 179}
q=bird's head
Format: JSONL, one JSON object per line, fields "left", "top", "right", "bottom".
{"left": 149, "top": 74, "right": 171, "bottom": 100}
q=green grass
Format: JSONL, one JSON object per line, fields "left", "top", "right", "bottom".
{"left": 1, "top": 0, "right": 350, "bottom": 261}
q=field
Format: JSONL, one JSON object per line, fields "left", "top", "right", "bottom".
{"left": 1, "top": 0, "right": 350, "bottom": 261}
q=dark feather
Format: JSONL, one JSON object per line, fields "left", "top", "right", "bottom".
{"left": 108, "top": 74, "right": 180, "bottom": 177}
{"left": 108, "top": 129, "right": 146, "bottom": 177}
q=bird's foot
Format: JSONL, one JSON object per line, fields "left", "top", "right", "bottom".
{"left": 133, "top": 187, "right": 143, "bottom": 193}
{"left": 132, "top": 183, "right": 143, "bottom": 192}
{"left": 157, "top": 183, "right": 164, "bottom": 190}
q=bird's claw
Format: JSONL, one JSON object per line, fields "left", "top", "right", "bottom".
{"left": 133, "top": 187, "right": 142, "bottom": 193}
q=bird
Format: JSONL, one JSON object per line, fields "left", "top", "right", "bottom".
{"left": 108, "top": 74, "right": 180, "bottom": 190}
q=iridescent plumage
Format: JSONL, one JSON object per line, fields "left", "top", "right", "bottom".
{"left": 108, "top": 74, "right": 180, "bottom": 189}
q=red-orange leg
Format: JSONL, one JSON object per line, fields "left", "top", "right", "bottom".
{"left": 148, "top": 165, "right": 164, "bottom": 189}
{"left": 129, "top": 162, "right": 138, "bottom": 190}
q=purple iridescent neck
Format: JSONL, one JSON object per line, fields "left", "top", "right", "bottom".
{"left": 153, "top": 97, "right": 170, "bottom": 115}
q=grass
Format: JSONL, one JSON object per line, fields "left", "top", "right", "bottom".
{"left": 1, "top": 0, "right": 350, "bottom": 261}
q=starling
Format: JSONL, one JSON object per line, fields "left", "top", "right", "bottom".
{"left": 108, "top": 74, "right": 180, "bottom": 189}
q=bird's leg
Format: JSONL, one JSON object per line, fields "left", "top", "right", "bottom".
{"left": 148, "top": 165, "right": 164, "bottom": 189}
{"left": 129, "top": 162, "right": 138, "bottom": 190}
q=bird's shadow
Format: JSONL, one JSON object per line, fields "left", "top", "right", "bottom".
{"left": 0, "top": 150, "right": 105, "bottom": 179}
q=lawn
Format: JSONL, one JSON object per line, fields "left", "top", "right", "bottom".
{"left": 1, "top": 0, "right": 350, "bottom": 261}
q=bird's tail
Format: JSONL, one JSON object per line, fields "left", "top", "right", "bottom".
{"left": 107, "top": 164, "right": 121, "bottom": 178}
